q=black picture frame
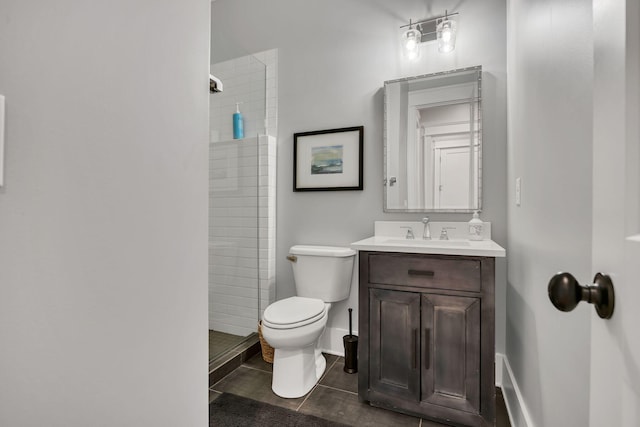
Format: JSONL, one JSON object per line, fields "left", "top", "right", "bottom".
{"left": 293, "top": 126, "right": 364, "bottom": 191}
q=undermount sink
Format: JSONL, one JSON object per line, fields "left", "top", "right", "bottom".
{"left": 381, "top": 238, "right": 471, "bottom": 247}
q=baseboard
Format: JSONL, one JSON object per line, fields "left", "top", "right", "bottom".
{"left": 495, "top": 353, "right": 504, "bottom": 387}
{"left": 497, "top": 353, "right": 535, "bottom": 427}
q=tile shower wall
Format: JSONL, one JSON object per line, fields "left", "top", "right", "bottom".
{"left": 210, "top": 49, "right": 278, "bottom": 142}
{"left": 209, "top": 49, "right": 278, "bottom": 336}
{"left": 209, "top": 136, "right": 276, "bottom": 335}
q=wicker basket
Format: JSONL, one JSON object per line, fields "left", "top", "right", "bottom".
{"left": 258, "top": 321, "right": 274, "bottom": 363}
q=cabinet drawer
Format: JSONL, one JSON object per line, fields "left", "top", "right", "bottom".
{"left": 368, "top": 253, "right": 481, "bottom": 292}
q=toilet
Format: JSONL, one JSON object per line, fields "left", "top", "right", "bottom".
{"left": 261, "top": 245, "right": 356, "bottom": 398}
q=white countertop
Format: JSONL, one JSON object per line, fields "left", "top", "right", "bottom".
{"left": 350, "top": 235, "right": 506, "bottom": 257}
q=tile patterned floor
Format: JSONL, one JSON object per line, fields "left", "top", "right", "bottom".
{"left": 209, "top": 330, "right": 247, "bottom": 361}
{"left": 210, "top": 352, "right": 512, "bottom": 427}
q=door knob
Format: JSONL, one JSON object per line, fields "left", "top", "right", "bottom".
{"left": 548, "top": 272, "right": 615, "bottom": 319}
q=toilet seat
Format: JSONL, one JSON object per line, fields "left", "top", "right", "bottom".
{"left": 263, "top": 296, "right": 326, "bottom": 330}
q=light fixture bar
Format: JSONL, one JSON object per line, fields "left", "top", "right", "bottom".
{"left": 399, "top": 12, "right": 459, "bottom": 30}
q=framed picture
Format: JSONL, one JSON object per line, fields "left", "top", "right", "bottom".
{"left": 293, "top": 126, "right": 364, "bottom": 191}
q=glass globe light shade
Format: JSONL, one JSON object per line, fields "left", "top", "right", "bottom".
{"left": 437, "top": 19, "right": 457, "bottom": 53}
{"left": 402, "top": 27, "right": 422, "bottom": 60}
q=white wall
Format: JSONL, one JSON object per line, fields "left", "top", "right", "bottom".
{"left": 212, "top": 0, "right": 507, "bottom": 355}
{"left": 506, "top": 0, "right": 593, "bottom": 426}
{"left": 0, "top": 1, "right": 210, "bottom": 425}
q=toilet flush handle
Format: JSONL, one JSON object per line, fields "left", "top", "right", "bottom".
{"left": 286, "top": 255, "right": 297, "bottom": 262}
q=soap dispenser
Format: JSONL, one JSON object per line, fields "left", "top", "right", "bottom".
{"left": 233, "top": 102, "right": 244, "bottom": 139}
{"left": 468, "top": 210, "right": 484, "bottom": 241}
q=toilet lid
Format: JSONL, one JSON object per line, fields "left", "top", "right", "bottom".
{"left": 263, "top": 297, "right": 326, "bottom": 330}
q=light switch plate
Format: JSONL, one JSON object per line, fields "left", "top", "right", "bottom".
{"left": 515, "top": 177, "right": 522, "bottom": 206}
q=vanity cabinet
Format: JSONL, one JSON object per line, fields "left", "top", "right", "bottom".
{"left": 358, "top": 251, "right": 495, "bottom": 427}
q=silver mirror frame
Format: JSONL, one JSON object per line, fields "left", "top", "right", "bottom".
{"left": 383, "top": 66, "right": 482, "bottom": 213}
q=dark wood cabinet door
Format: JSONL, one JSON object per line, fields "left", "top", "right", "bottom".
{"left": 421, "top": 293, "right": 481, "bottom": 414}
{"left": 369, "top": 288, "right": 420, "bottom": 401}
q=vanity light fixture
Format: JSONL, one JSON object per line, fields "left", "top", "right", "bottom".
{"left": 400, "top": 10, "right": 459, "bottom": 59}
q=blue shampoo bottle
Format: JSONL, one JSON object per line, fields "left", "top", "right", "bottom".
{"left": 233, "top": 102, "right": 244, "bottom": 139}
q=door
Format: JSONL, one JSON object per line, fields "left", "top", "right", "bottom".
{"left": 590, "top": 1, "right": 640, "bottom": 425}
{"left": 421, "top": 293, "right": 481, "bottom": 414}
{"left": 369, "top": 288, "right": 420, "bottom": 401}
{"left": 434, "top": 146, "right": 469, "bottom": 209}
{"left": 432, "top": 141, "right": 479, "bottom": 210}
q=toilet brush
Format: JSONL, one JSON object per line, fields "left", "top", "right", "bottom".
{"left": 349, "top": 308, "right": 353, "bottom": 337}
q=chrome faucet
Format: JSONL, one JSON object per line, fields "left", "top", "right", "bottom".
{"left": 421, "top": 217, "right": 431, "bottom": 240}
{"left": 401, "top": 226, "right": 415, "bottom": 239}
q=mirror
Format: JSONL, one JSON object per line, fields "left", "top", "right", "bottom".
{"left": 384, "top": 66, "right": 482, "bottom": 212}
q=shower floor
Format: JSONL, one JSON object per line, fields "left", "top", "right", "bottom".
{"left": 209, "top": 330, "right": 248, "bottom": 360}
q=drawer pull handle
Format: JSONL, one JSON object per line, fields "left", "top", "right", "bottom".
{"left": 412, "top": 328, "right": 419, "bottom": 369}
{"left": 425, "top": 328, "right": 431, "bottom": 369}
{"left": 408, "top": 269, "right": 434, "bottom": 277}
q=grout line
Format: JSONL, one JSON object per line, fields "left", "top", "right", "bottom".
{"left": 316, "top": 384, "right": 358, "bottom": 396}
{"left": 295, "top": 356, "right": 338, "bottom": 412}
{"left": 317, "top": 356, "right": 339, "bottom": 383}
{"left": 210, "top": 362, "right": 247, "bottom": 390}
{"left": 329, "top": 356, "right": 339, "bottom": 370}
{"left": 328, "top": 356, "right": 339, "bottom": 368}
{"left": 208, "top": 390, "right": 223, "bottom": 405}
{"left": 210, "top": 374, "right": 231, "bottom": 390}
{"left": 295, "top": 384, "right": 317, "bottom": 412}
{"left": 240, "top": 364, "right": 273, "bottom": 374}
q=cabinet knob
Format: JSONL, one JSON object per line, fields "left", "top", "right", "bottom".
{"left": 547, "top": 272, "right": 615, "bottom": 319}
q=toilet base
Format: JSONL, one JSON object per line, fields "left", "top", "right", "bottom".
{"left": 271, "top": 345, "right": 326, "bottom": 398}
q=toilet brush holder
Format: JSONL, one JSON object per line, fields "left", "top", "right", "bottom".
{"left": 343, "top": 307, "right": 357, "bottom": 374}
{"left": 343, "top": 334, "right": 358, "bottom": 374}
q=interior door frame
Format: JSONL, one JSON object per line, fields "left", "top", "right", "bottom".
{"left": 590, "top": 0, "right": 640, "bottom": 425}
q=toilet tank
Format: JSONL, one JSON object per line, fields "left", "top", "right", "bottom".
{"left": 289, "top": 245, "right": 356, "bottom": 302}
